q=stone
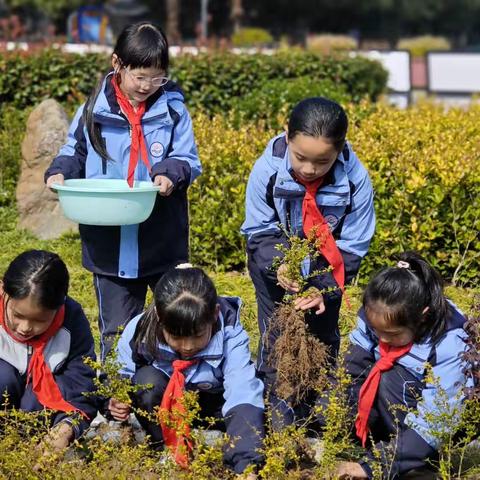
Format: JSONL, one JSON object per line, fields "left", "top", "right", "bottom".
{"left": 16, "top": 99, "right": 78, "bottom": 239}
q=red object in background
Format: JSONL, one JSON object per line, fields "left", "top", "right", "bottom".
{"left": 411, "top": 56, "right": 427, "bottom": 89}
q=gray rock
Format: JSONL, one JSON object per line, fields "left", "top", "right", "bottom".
{"left": 16, "top": 99, "right": 77, "bottom": 239}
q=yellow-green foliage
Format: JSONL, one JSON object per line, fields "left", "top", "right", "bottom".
{"left": 231, "top": 28, "right": 274, "bottom": 48}
{"left": 189, "top": 112, "right": 273, "bottom": 271}
{"left": 349, "top": 102, "right": 480, "bottom": 285}
{"left": 397, "top": 35, "right": 451, "bottom": 58}
{"left": 306, "top": 34, "right": 358, "bottom": 54}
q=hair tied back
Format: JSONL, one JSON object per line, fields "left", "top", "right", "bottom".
{"left": 397, "top": 260, "right": 410, "bottom": 269}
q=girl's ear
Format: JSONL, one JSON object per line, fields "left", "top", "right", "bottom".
{"left": 0, "top": 281, "right": 4, "bottom": 296}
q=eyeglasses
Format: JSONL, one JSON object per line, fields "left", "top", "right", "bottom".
{"left": 123, "top": 67, "right": 169, "bottom": 87}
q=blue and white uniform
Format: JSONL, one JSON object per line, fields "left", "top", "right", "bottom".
{"left": 345, "top": 302, "right": 472, "bottom": 479}
{"left": 116, "top": 296, "right": 265, "bottom": 474}
{"left": 45, "top": 74, "right": 201, "bottom": 359}
{"left": 0, "top": 297, "right": 97, "bottom": 437}
{"left": 241, "top": 133, "right": 375, "bottom": 423}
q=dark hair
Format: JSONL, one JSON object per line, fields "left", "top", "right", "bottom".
{"left": 135, "top": 267, "right": 218, "bottom": 357}
{"left": 363, "top": 251, "right": 449, "bottom": 344}
{"left": 2, "top": 250, "right": 69, "bottom": 310}
{"left": 83, "top": 22, "right": 169, "bottom": 161}
{"left": 287, "top": 97, "right": 348, "bottom": 151}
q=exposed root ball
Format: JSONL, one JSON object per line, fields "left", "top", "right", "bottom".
{"left": 268, "top": 303, "right": 329, "bottom": 405}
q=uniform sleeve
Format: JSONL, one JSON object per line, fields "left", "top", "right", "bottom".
{"left": 150, "top": 101, "right": 201, "bottom": 190}
{"left": 115, "top": 315, "right": 143, "bottom": 378}
{"left": 221, "top": 320, "right": 265, "bottom": 473}
{"left": 345, "top": 311, "right": 377, "bottom": 405}
{"left": 52, "top": 300, "right": 97, "bottom": 438}
{"left": 241, "top": 147, "right": 289, "bottom": 283}
{"left": 308, "top": 146, "right": 375, "bottom": 297}
{"left": 360, "top": 330, "right": 470, "bottom": 479}
{"left": 44, "top": 105, "right": 88, "bottom": 182}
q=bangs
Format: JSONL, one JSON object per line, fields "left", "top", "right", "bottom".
{"left": 161, "top": 295, "right": 216, "bottom": 337}
{"left": 117, "top": 28, "right": 169, "bottom": 71}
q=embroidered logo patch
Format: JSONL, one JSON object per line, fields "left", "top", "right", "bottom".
{"left": 196, "top": 382, "right": 213, "bottom": 390}
{"left": 324, "top": 214, "right": 339, "bottom": 230}
{"left": 150, "top": 142, "right": 164, "bottom": 157}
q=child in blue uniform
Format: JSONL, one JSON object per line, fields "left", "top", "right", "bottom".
{"left": 241, "top": 97, "right": 375, "bottom": 425}
{"left": 45, "top": 22, "right": 201, "bottom": 360}
{"left": 335, "top": 251, "right": 472, "bottom": 479}
{"left": 0, "top": 250, "right": 97, "bottom": 451}
{"left": 109, "top": 267, "right": 264, "bottom": 475}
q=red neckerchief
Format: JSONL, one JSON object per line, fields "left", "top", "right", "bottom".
{"left": 296, "top": 176, "right": 346, "bottom": 294}
{"left": 355, "top": 340, "right": 413, "bottom": 446}
{"left": 158, "top": 359, "right": 198, "bottom": 468}
{"left": 111, "top": 75, "right": 151, "bottom": 187}
{"left": 0, "top": 296, "right": 88, "bottom": 419}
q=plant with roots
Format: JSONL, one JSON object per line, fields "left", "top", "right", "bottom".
{"left": 268, "top": 227, "right": 337, "bottom": 405}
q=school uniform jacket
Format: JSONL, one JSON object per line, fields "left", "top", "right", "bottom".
{"left": 116, "top": 296, "right": 265, "bottom": 474}
{"left": 45, "top": 73, "right": 202, "bottom": 279}
{"left": 241, "top": 133, "right": 375, "bottom": 297}
{"left": 0, "top": 296, "right": 97, "bottom": 437}
{"left": 347, "top": 302, "right": 472, "bottom": 479}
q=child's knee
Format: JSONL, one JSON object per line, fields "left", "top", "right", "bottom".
{"left": 132, "top": 365, "right": 168, "bottom": 411}
{"left": 0, "top": 360, "right": 24, "bottom": 407}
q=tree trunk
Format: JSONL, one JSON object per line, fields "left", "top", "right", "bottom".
{"left": 230, "top": 0, "right": 243, "bottom": 33}
{"left": 166, "top": 0, "right": 181, "bottom": 44}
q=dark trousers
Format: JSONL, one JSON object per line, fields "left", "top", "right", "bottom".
{"left": 93, "top": 273, "right": 162, "bottom": 361}
{"left": 317, "top": 363, "right": 423, "bottom": 440}
{"left": 131, "top": 365, "right": 225, "bottom": 446}
{"left": 248, "top": 257, "right": 341, "bottom": 428}
{"left": 0, "top": 358, "right": 55, "bottom": 412}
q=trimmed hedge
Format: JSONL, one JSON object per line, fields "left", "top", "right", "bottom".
{"left": 189, "top": 104, "right": 480, "bottom": 285}
{"left": 0, "top": 50, "right": 387, "bottom": 113}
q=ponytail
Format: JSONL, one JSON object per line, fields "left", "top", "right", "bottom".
{"left": 363, "top": 251, "right": 449, "bottom": 343}
{"left": 82, "top": 75, "right": 111, "bottom": 162}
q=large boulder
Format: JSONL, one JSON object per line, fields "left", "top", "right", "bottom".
{"left": 16, "top": 99, "right": 78, "bottom": 239}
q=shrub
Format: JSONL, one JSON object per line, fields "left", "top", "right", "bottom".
{"left": 171, "top": 51, "right": 387, "bottom": 111}
{"left": 306, "top": 34, "right": 358, "bottom": 55}
{"left": 350, "top": 102, "right": 480, "bottom": 285}
{"left": 231, "top": 76, "right": 351, "bottom": 128}
{"left": 0, "top": 50, "right": 388, "bottom": 113}
{"left": 231, "top": 27, "right": 273, "bottom": 48}
{"left": 397, "top": 35, "right": 451, "bottom": 58}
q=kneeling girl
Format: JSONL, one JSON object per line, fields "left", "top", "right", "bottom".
{"left": 109, "top": 267, "right": 264, "bottom": 474}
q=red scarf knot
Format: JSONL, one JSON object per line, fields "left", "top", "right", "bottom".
{"left": 355, "top": 340, "right": 413, "bottom": 447}
{"left": 0, "top": 296, "right": 88, "bottom": 420}
{"left": 158, "top": 358, "right": 198, "bottom": 468}
{"left": 111, "top": 75, "right": 151, "bottom": 187}
{"left": 296, "top": 176, "right": 346, "bottom": 294}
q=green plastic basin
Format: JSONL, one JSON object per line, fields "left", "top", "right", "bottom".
{"left": 51, "top": 179, "right": 160, "bottom": 226}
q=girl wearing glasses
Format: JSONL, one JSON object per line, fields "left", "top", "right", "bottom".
{"left": 45, "top": 22, "right": 201, "bottom": 361}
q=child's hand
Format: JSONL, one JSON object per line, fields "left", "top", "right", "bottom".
{"left": 153, "top": 175, "right": 174, "bottom": 196}
{"left": 46, "top": 173, "right": 65, "bottom": 189}
{"left": 108, "top": 397, "right": 131, "bottom": 421}
{"left": 335, "top": 461, "right": 368, "bottom": 479}
{"left": 277, "top": 264, "right": 300, "bottom": 292}
{"left": 41, "top": 421, "right": 74, "bottom": 452}
{"left": 294, "top": 290, "right": 325, "bottom": 315}
{"left": 236, "top": 473, "right": 257, "bottom": 480}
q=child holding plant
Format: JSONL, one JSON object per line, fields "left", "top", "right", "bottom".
{"left": 0, "top": 250, "right": 97, "bottom": 451}
{"left": 109, "top": 267, "right": 264, "bottom": 476}
{"left": 241, "top": 97, "right": 375, "bottom": 426}
{"left": 335, "top": 251, "right": 472, "bottom": 479}
{"left": 45, "top": 22, "right": 201, "bottom": 361}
